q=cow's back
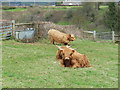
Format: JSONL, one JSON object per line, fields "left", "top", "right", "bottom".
{"left": 48, "top": 29, "right": 68, "bottom": 43}
{"left": 72, "top": 52, "right": 91, "bottom": 67}
{"left": 48, "top": 29, "right": 65, "bottom": 37}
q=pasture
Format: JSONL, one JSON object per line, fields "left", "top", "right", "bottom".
{"left": 2, "top": 5, "right": 109, "bottom": 12}
{"left": 2, "top": 39, "right": 118, "bottom": 88}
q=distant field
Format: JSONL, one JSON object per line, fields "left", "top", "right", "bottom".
{"left": 2, "top": 6, "right": 81, "bottom": 12}
{"left": 2, "top": 5, "right": 108, "bottom": 12}
{"left": 2, "top": 39, "right": 118, "bottom": 88}
{"left": 41, "top": 6, "right": 82, "bottom": 10}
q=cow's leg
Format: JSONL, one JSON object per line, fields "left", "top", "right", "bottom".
{"left": 72, "top": 64, "right": 79, "bottom": 68}
{"left": 71, "top": 59, "right": 80, "bottom": 68}
{"left": 72, "top": 62, "right": 80, "bottom": 68}
{"left": 49, "top": 36, "right": 55, "bottom": 45}
{"left": 50, "top": 39, "right": 55, "bottom": 45}
{"left": 52, "top": 38, "right": 55, "bottom": 45}
{"left": 52, "top": 40, "right": 55, "bottom": 45}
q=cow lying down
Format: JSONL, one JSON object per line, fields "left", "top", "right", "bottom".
{"left": 56, "top": 45, "right": 91, "bottom": 68}
{"left": 48, "top": 29, "right": 75, "bottom": 45}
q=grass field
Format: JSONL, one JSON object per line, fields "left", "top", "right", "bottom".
{"left": 2, "top": 5, "right": 109, "bottom": 12}
{"left": 41, "top": 6, "right": 82, "bottom": 11}
{"left": 2, "top": 39, "right": 118, "bottom": 88}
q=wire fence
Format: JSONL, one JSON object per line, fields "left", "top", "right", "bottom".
{"left": 82, "top": 30, "right": 116, "bottom": 42}
{"left": 0, "top": 20, "right": 119, "bottom": 43}
{"left": 0, "top": 20, "right": 15, "bottom": 40}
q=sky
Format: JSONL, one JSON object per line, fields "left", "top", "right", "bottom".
{"left": 0, "top": 0, "right": 118, "bottom": 2}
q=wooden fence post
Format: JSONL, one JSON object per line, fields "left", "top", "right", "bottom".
{"left": 12, "top": 20, "right": 15, "bottom": 37}
{"left": 93, "top": 30, "right": 96, "bottom": 40}
{"left": 112, "top": 31, "right": 115, "bottom": 42}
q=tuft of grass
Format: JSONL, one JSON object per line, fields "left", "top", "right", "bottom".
{"left": 2, "top": 39, "right": 118, "bottom": 88}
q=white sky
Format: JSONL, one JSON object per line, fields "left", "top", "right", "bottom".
{"left": 0, "top": 0, "right": 118, "bottom": 2}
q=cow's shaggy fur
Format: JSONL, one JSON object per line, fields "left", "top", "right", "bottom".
{"left": 56, "top": 46, "right": 91, "bottom": 68}
{"left": 48, "top": 29, "right": 75, "bottom": 45}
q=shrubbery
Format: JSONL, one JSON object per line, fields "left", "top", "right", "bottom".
{"left": 2, "top": 6, "right": 16, "bottom": 10}
{"left": 2, "top": 3, "right": 119, "bottom": 32}
{"left": 104, "top": 2, "right": 119, "bottom": 33}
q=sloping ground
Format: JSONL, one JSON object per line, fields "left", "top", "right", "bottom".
{"left": 2, "top": 39, "right": 118, "bottom": 88}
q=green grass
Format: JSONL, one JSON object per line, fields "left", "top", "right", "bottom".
{"left": 42, "top": 5, "right": 107, "bottom": 11}
{"left": 2, "top": 39, "right": 118, "bottom": 88}
{"left": 2, "top": 5, "right": 108, "bottom": 12}
{"left": 39, "top": 6, "right": 82, "bottom": 11}
{"left": 100, "top": 5, "right": 108, "bottom": 9}
{"left": 3, "top": 8, "right": 27, "bottom": 12}
{"left": 56, "top": 21, "right": 73, "bottom": 25}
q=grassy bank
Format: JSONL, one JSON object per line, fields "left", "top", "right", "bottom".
{"left": 2, "top": 39, "right": 118, "bottom": 88}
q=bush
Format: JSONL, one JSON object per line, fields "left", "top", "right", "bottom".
{"left": 63, "top": 9, "right": 74, "bottom": 20}
{"left": 44, "top": 11, "right": 53, "bottom": 21}
{"left": 104, "top": 2, "right": 118, "bottom": 31}
{"left": 2, "top": 6, "right": 16, "bottom": 10}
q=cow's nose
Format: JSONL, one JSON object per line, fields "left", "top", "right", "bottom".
{"left": 65, "top": 57, "right": 69, "bottom": 60}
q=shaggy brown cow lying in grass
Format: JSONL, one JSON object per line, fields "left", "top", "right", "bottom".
{"left": 56, "top": 45, "right": 91, "bottom": 68}
{"left": 48, "top": 29, "right": 75, "bottom": 45}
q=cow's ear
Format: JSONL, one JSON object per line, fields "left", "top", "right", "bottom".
{"left": 67, "top": 34, "right": 71, "bottom": 40}
{"left": 70, "top": 49, "right": 75, "bottom": 56}
{"left": 56, "top": 50, "right": 62, "bottom": 59}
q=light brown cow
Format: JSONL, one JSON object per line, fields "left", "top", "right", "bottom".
{"left": 56, "top": 46, "right": 91, "bottom": 68}
{"left": 48, "top": 29, "right": 75, "bottom": 45}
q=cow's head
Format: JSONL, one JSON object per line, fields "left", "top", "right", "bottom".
{"left": 56, "top": 45, "right": 75, "bottom": 67}
{"left": 67, "top": 34, "right": 75, "bottom": 41}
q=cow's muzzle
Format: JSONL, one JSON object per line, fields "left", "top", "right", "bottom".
{"left": 65, "top": 57, "right": 69, "bottom": 60}
{"left": 64, "top": 57, "right": 71, "bottom": 67}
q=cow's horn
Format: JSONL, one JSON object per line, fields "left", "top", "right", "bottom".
{"left": 73, "top": 48, "right": 77, "bottom": 50}
{"left": 56, "top": 45, "right": 63, "bottom": 50}
{"left": 70, "top": 47, "right": 78, "bottom": 50}
{"left": 71, "top": 48, "right": 75, "bottom": 50}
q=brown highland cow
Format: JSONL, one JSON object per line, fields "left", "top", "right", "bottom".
{"left": 48, "top": 29, "right": 75, "bottom": 45}
{"left": 56, "top": 46, "right": 91, "bottom": 68}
